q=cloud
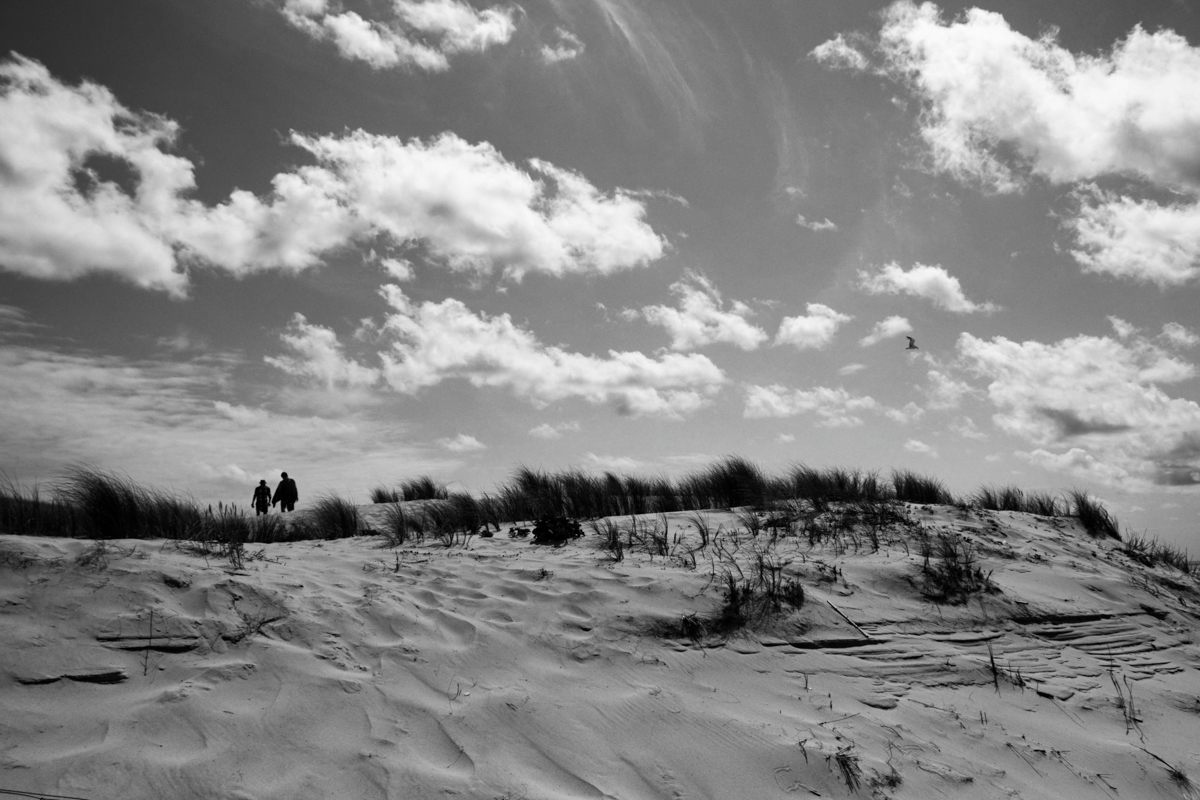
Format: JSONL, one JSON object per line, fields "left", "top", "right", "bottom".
{"left": 0, "top": 339, "right": 439, "bottom": 505}
{"left": 1068, "top": 189, "right": 1200, "bottom": 286}
{"left": 774, "top": 304, "right": 852, "bottom": 350}
{"left": 860, "top": 315, "right": 913, "bottom": 347}
{"left": 777, "top": 433, "right": 796, "bottom": 443}
{"left": 583, "top": 452, "right": 646, "bottom": 473}
{"left": 743, "top": 384, "right": 880, "bottom": 427}
{"left": 809, "top": 33, "right": 870, "bottom": 71}
{"left": 542, "top": 26, "right": 585, "bottom": 63}
{"left": 278, "top": 0, "right": 515, "bottom": 71}
{"left": 838, "top": 363, "right": 867, "bottom": 376}
{"left": 529, "top": 421, "right": 580, "bottom": 439}
{"left": 1161, "top": 322, "right": 1200, "bottom": 349}
{"left": 796, "top": 215, "right": 838, "bottom": 232}
{"left": 859, "top": 263, "right": 997, "bottom": 313}
{"left": 437, "top": 433, "right": 486, "bottom": 452}
{"left": 265, "top": 314, "right": 382, "bottom": 388}
{"left": 885, "top": 402, "right": 925, "bottom": 424}
{"left": 924, "top": 368, "right": 976, "bottom": 409}
{"left": 371, "top": 286, "right": 725, "bottom": 417}
{"left": 950, "top": 416, "right": 987, "bottom": 440}
{"left": 958, "top": 329, "right": 1200, "bottom": 488}
{"left": 640, "top": 272, "right": 768, "bottom": 351}
{"left": 0, "top": 57, "right": 666, "bottom": 293}
{"left": 904, "top": 439, "right": 938, "bottom": 457}
{"left": 380, "top": 257, "right": 416, "bottom": 281}
{"left": 819, "top": 3, "right": 1200, "bottom": 284}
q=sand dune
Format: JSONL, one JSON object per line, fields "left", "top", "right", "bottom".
{"left": 2, "top": 503, "right": 1198, "bottom": 799}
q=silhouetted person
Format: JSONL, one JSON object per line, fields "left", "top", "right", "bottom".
{"left": 252, "top": 480, "right": 271, "bottom": 516}
{"left": 273, "top": 472, "right": 298, "bottom": 513}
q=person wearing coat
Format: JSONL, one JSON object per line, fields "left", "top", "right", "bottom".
{"left": 272, "top": 472, "right": 298, "bottom": 512}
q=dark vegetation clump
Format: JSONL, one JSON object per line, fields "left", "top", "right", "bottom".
{"left": 918, "top": 531, "right": 994, "bottom": 603}
{"left": 1069, "top": 489, "right": 1122, "bottom": 540}
{"left": 974, "top": 484, "right": 1064, "bottom": 516}
{"left": 1120, "top": 535, "right": 1194, "bottom": 575}
{"left": 370, "top": 475, "right": 449, "bottom": 503}
{"left": 529, "top": 516, "right": 584, "bottom": 546}
{"left": 309, "top": 495, "right": 361, "bottom": 539}
{"left": 891, "top": 469, "right": 955, "bottom": 505}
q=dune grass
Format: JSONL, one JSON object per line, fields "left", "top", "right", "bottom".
{"left": 1120, "top": 534, "right": 1193, "bottom": 574}
{"left": 1, "top": 457, "right": 1134, "bottom": 552}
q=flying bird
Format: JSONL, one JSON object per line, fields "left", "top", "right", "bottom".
{"left": 905, "top": 336, "right": 918, "bottom": 350}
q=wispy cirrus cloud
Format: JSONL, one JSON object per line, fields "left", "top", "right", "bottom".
{"left": 277, "top": 0, "right": 516, "bottom": 71}
{"left": 0, "top": 56, "right": 666, "bottom": 294}
{"left": 639, "top": 272, "right": 768, "bottom": 351}
{"left": 859, "top": 263, "right": 997, "bottom": 313}
{"left": 815, "top": 2, "right": 1200, "bottom": 285}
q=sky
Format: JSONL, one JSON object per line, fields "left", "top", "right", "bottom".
{"left": 1, "top": 0, "right": 1199, "bottom": 548}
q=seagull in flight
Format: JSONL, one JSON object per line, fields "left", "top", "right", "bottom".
{"left": 905, "top": 336, "right": 919, "bottom": 350}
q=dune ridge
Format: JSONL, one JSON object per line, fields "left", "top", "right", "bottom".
{"left": 2, "top": 499, "right": 1199, "bottom": 799}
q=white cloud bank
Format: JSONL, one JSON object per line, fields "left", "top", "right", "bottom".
{"left": 278, "top": 0, "right": 515, "bottom": 71}
{"left": 774, "top": 304, "right": 852, "bottom": 350}
{"left": 815, "top": 2, "right": 1200, "bottom": 285}
{"left": 958, "top": 329, "right": 1200, "bottom": 488}
{"left": 859, "top": 263, "right": 997, "bottom": 313}
{"left": 0, "top": 55, "right": 665, "bottom": 293}
{"left": 640, "top": 273, "right": 767, "bottom": 351}
{"left": 437, "top": 433, "right": 486, "bottom": 452}
{"left": 268, "top": 287, "right": 727, "bottom": 418}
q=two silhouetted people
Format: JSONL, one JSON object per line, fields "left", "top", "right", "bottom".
{"left": 272, "top": 472, "right": 298, "bottom": 513}
{"left": 251, "top": 480, "right": 271, "bottom": 516}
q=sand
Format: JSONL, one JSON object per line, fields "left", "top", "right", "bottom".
{"left": 2, "top": 503, "right": 1198, "bottom": 799}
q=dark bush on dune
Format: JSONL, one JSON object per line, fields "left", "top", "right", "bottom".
{"left": 56, "top": 466, "right": 202, "bottom": 540}
{"left": 974, "top": 485, "right": 1064, "bottom": 516}
{"left": 308, "top": 495, "right": 361, "bottom": 539}
{"left": 530, "top": 516, "right": 584, "bottom": 546}
{"left": 0, "top": 475, "right": 79, "bottom": 537}
{"left": 891, "top": 469, "right": 956, "bottom": 505}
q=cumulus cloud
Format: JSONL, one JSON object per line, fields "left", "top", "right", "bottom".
{"left": 743, "top": 384, "right": 879, "bottom": 427}
{"left": 584, "top": 453, "right": 646, "bottom": 472}
{"left": 924, "top": 368, "right": 976, "bottom": 409}
{"left": 816, "top": 2, "right": 1200, "bottom": 284}
{"left": 904, "top": 439, "right": 938, "bottom": 457}
{"left": 839, "top": 363, "right": 867, "bottom": 376}
{"left": 0, "top": 57, "right": 667, "bottom": 292}
{"left": 959, "top": 329, "right": 1200, "bottom": 488}
{"left": 1068, "top": 189, "right": 1200, "bottom": 286}
{"left": 1161, "top": 322, "right": 1200, "bottom": 349}
{"left": 859, "top": 263, "right": 997, "bottom": 313}
{"left": 265, "top": 314, "right": 382, "bottom": 388}
{"left": 542, "top": 26, "right": 585, "bottom": 63}
{"left": 278, "top": 0, "right": 515, "bottom": 71}
{"left": 372, "top": 286, "right": 725, "bottom": 417}
{"left": 529, "top": 420, "right": 580, "bottom": 439}
{"left": 774, "top": 304, "right": 852, "bottom": 350}
{"left": 640, "top": 273, "right": 768, "bottom": 351}
{"left": 437, "top": 433, "right": 486, "bottom": 452}
{"left": 860, "top": 315, "right": 913, "bottom": 347}
{"left": 796, "top": 215, "right": 838, "bottom": 232}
